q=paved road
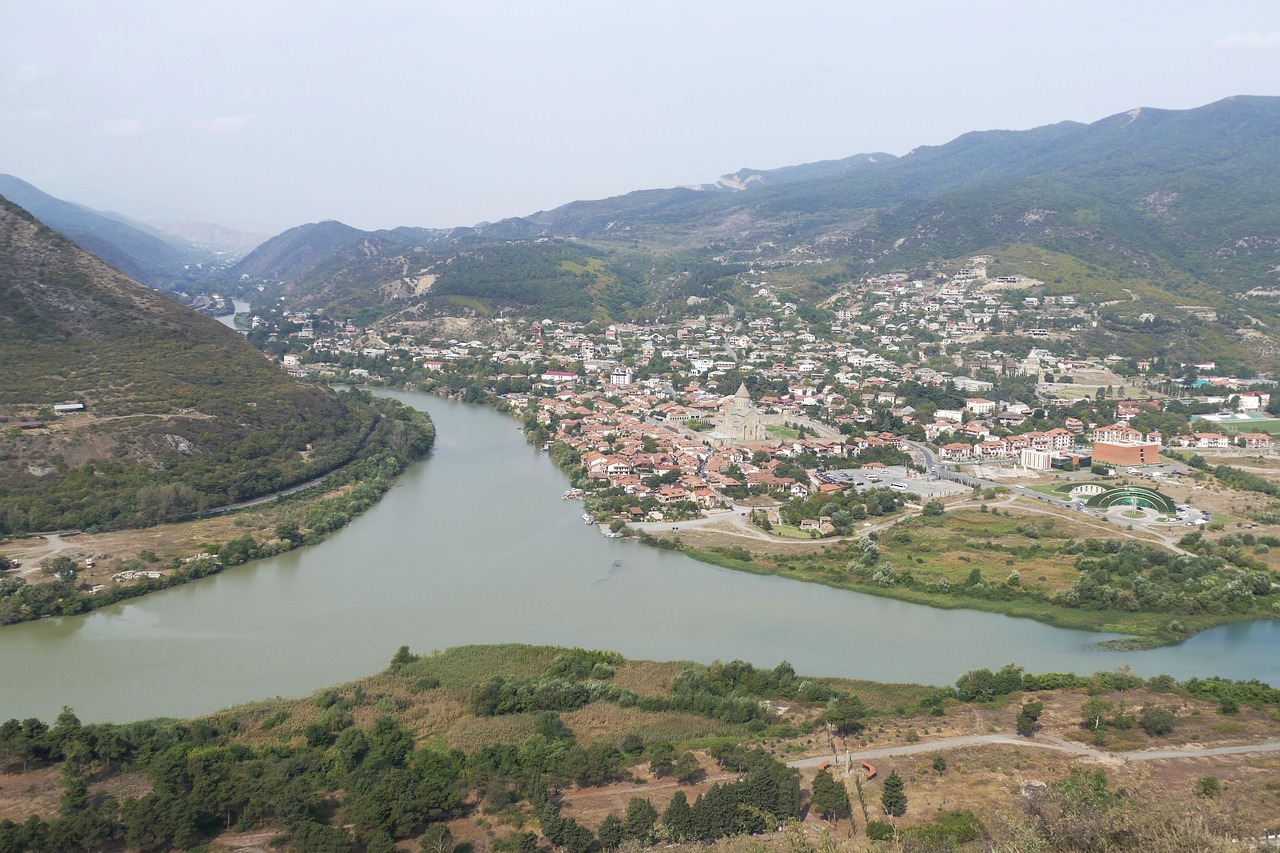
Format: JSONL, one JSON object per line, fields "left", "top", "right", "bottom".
{"left": 786, "top": 732, "right": 1280, "bottom": 770}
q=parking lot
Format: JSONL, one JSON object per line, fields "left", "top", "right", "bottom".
{"left": 817, "top": 466, "right": 969, "bottom": 499}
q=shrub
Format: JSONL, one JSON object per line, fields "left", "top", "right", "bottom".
{"left": 1139, "top": 704, "right": 1176, "bottom": 736}
{"left": 867, "top": 820, "right": 895, "bottom": 841}
{"left": 1196, "top": 776, "right": 1221, "bottom": 797}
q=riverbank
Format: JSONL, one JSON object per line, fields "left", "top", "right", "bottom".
{"left": 674, "top": 540, "right": 1262, "bottom": 648}
{"left": 650, "top": 509, "right": 1278, "bottom": 649}
{"left": 0, "top": 393, "right": 434, "bottom": 625}
{"left": 6, "top": 388, "right": 1280, "bottom": 724}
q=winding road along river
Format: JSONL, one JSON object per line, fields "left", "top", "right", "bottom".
{"left": 2, "top": 391, "right": 1278, "bottom": 722}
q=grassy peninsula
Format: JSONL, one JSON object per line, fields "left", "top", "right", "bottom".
{"left": 650, "top": 504, "right": 1280, "bottom": 649}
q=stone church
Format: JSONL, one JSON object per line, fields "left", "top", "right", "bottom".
{"left": 718, "top": 384, "right": 769, "bottom": 443}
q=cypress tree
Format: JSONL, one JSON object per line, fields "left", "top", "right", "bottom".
{"left": 880, "top": 771, "right": 907, "bottom": 817}
{"left": 662, "top": 790, "right": 695, "bottom": 842}
{"left": 810, "top": 768, "right": 850, "bottom": 822}
{"left": 622, "top": 797, "right": 657, "bottom": 844}
{"left": 597, "top": 814, "right": 623, "bottom": 850}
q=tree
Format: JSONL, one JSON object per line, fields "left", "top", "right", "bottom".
{"left": 954, "top": 668, "right": 996, "bottom": 702}
{"left": 819, "top": 695, "right": 867, "bottom": 735}
{"left": 418, "top": 823, "right": 454, "bottom": 853}
{"left": 275, "top": 520, "right": 301, "bottom": 542}
{"left": 365, "top": 716, "right": 413, "bottom": 767}
{"left": 1016, "top": 701, "right": 1043, "bottom": 737}
{"left": 673, "top": 751, "right": 703, "bottom": 784}
{"left": 42, "top": 555, "right": 77, "bottom": 579}
{"left": 1080, "top": 697, "right": 1112, "bottom": 732}
{"left": 622, "top": 797, "right": 657, "bottom": 844}
{"left": 649, "top": 741, "right": 675, "bottom": 777}
{"left": 662, "top": 790, "right": 695, "bottom": 842}
{"left": 291, "top": 821, "right": 355, "bottom": 853}
{"left": 932, "top": 756, "right": 947, "bottom": 773}
{"left": 597, "top": 814, "right": 623, "bottom": 850}
{"left": 922, "top": 500, "right": 945, "bottom": 517}
{"left": 810, "top": 769, "right": 850, "bottom": 822}
{"left": 880, "top": 771, "right": 907, "bottom": 817}
{"left": 388, "top": 645, "right": 416, "bottom": 671}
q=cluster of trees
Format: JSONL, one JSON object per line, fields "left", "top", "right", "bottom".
{"left": 658, "top": 750, "right": 800, "bottom": 843}
{"left": 468, "top": 656, "right": 870, "bottom": 731}
{"left": 1054, "top": 538, "right": 1276, "bottom": 617}
{"left": 829, "top": 523, "right": 1277, "bottom": 622}
{"left": 1, "top": 388, "right": 377, "bottom": 535}
{"left": 1080, "top": 698, "right": 1177, "bottom": 737}
{"left": 1181, "top": 676, "right": 1280, "bottom": 708}
{"left": 953, "top": 663, "right": 1187, "bottom": 705}
{"left": 0, "top": 706, "right": 445, "bottom": 853}
{"left": 1180, "top": 453, "right": 1280, "bottom": 498}
{"left": 779, "top": 486, "right": 908, "bottom": 533}
{"left": 954, "top": 664, "right": 1029, "bottom": 703}
{"left": 427, "top": 241, "right": 637, "bottom": 322}
{"left": 468, "top": 676, "right": 637, "bottom": 717}
{"left": 951, "top": 663, "right": 1280, "bottom": 739}
{"left": 0, "top": 390, "right": 433, "bottom": 535}
{"left": 589, "top": 749, "right": 802, "bottom": 850}
{"left": 1, "top": 694, "right": 670, "bottom": 852}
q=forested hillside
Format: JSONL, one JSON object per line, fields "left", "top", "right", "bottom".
{"left": 0, "top": 197, "right": 394, "bottom": 533}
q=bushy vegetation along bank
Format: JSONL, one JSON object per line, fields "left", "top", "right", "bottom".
{"left": 0, "top": 393, "right": 433, "bottom": 625}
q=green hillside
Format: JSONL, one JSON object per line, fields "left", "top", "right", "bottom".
{"left": 0, "top": 197, "right": 392, "bottom": 533}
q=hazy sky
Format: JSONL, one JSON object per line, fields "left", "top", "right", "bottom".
{"left": 3, "top": 1, "right": 1278, "bottom": 234}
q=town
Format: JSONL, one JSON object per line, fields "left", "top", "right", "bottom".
{"left": 233, "top": 255, "right": 1278, "bottom": 541}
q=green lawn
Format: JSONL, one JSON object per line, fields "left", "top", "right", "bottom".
{"left": 771, "top": 523, "right": 817, "bottom": 539}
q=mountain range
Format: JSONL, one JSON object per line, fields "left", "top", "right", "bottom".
{"left": 215, "top": 97, "right": 1280, "bottom": 353}
{"left": 6, "top": 96, "right": 1280, "bottom": 363}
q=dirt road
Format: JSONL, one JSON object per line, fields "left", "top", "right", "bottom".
{"left": 786, "top": 732, "right": 1280, "bottom": 769}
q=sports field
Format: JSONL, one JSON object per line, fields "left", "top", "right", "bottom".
{"left": 1192, "top": 412, "right": 1280, "bottom": 434}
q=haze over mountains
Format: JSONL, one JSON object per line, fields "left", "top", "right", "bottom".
{"left": 4, "top": 95, "right": 1279, "bottom": 360}
{"left": 0, "top": 174, "right": 264, "bottom": 292}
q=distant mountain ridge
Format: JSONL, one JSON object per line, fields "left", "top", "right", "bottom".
{"left": 144, "top": 219, "right": 271, "bottom": 254}
{"left": 0, "top": 174, "right": 222, "bottom": 290}
{"left": 223, "top": 96, "right": 1280, "bottom": 362}
{"left": 688, "top": 151, "right": 898, "bottom": 192}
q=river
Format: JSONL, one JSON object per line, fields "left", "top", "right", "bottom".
{"left": 215, "top": 298, "right": 251, "bottom": 331}
{"left": 2, "top": 390, "right": 1277, "bottom": 722}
